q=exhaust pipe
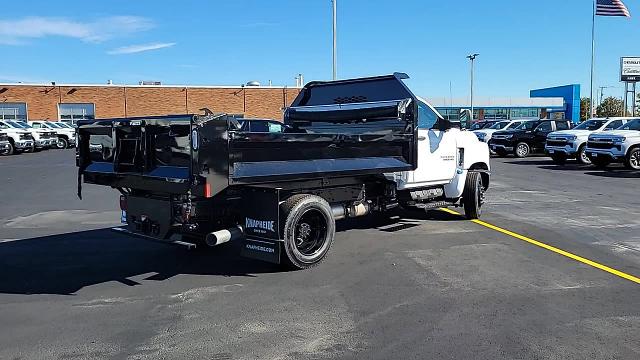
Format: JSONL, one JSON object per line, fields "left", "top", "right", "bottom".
{"left": 206, "top": 225, "right": 244, "bottom": 247}
{"left": 331, "top": 202, "right": 371, "bottom": 220}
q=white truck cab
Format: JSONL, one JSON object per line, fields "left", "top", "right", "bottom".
{"left": 389, "top": 98, "right": 490, "bottom": 217}
{"left": 0, "top": 120, "right": 35, "bottom": 154}
{"left": 585, "top": 118, "right": 640, "bottom": 170}
{"left": 473, "top": 119, "right": 528, "bottom": 143}
{"left": 546, "top": 117, "right": 630, "bottom": 164}
{"left": 29, "top": 121, "right": 76, "bottom": 148}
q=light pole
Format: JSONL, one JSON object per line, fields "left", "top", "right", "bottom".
{"left": 467, "top": 53, "right": 479, "bottom": 121}
{"left": 332, "top": 0, "right": 337, "bottom": 80}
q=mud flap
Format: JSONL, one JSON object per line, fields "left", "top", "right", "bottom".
{"left": 240, "top": 239, "right": 281, "bottom": 264}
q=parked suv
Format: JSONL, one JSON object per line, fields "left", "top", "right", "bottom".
{"left": 585, "top": 118, "right": 640, "bottom": 170}
{"left": 0, "top": 120, "right": 35, "bottom": 154}
{"left": 489, "top": 119, "right": 572, "bottom": 158}
{"left": 473, "top": 119, "right": 528, "bottom": 143}
{"left": 545, "top": 118, "right": 631, "bottom": 165}
{"left": 29, "top": 120, "right": 76, "bottom": 148}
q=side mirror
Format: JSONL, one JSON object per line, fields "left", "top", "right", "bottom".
{"left": 437, "top": 118, "right": 452, "bottom": 131}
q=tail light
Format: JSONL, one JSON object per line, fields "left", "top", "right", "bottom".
{"left": 119, "top": 195, "right": 127, "bottom": 211}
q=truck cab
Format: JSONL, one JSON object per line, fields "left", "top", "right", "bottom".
{"left": 546, "top": 117, "right": 631, "bottom": 165}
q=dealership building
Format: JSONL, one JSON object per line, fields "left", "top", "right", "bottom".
{"left": 0, "top": 81, "right": 580, "bottom": 123}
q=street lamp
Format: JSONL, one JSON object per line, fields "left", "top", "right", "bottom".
{"left": 466, "top": 53, "right": 479, "bottom": 120}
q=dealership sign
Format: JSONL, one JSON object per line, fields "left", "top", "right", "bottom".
{"left": 621, "top": 57, "right": 640, "bottom": 82}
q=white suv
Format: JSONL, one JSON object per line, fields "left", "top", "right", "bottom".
{"left": 29, "top": 121, "right": 76, "bottom": 149}
{"left": 473, "top": 119, "right": 527, "bottom": 143}
{"left": 546, "top": 118, "right": 630, "bottom": 165}
{"left": 585, "top": 118, "right": 640, "bottom": 170}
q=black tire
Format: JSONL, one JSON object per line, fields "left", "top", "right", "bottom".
{"left": 576, "top": 144, "right": 591, "bottom": 165}
{"left": 625, "top": 147, "right": 640, "bottom": 170}
{"left": 592, "top": 157, "right": 610, "bottom": 169}
{"left": 280, "top": 194, "right": 335, "bottom": 269}
{"left": 514, "top": 142, "right": 530, "bottom": 158}
{"left": 463, "top": 171, "right": 484, "bottom": 220}
{"left": 4, "top": 141, "right": 15, "bottom": 155}
{"left": 56, "top": 137, "right": 69, "bottom": 149}
{"left": 550, "top": 153, "right": 566, "bottom": 165}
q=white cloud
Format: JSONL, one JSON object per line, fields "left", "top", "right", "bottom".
{"left": 0, "top": 16, "right": 153, "bottom": 44}
{"left": 108, "top": 42, "right": 176, "bottom": 55}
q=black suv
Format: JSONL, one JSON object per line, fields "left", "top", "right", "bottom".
{"left": 488, "top": 119, "right": 572, "bottom": 158}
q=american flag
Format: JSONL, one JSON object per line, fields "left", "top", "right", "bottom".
{"left": 596, "top": 0, "right": 631, "bottom": 17}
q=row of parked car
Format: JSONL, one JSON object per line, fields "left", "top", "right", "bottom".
{"left": 471, "top": 117, "right": 640, "bottom": 170}
{"left": 0, "top": 120, "right": 76, "bottom": 155}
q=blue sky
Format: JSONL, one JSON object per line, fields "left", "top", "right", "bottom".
{"left": 0, "top": 0, "right": 637, "bottom": 100}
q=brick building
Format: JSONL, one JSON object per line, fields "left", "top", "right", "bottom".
{"left": 0, "top": 83, "right": 301, "bottom": 123}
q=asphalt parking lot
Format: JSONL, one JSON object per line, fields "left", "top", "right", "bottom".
{"left": 1, "top": 150, "right": 639, "bottom": 360}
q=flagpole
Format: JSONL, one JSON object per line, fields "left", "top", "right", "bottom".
{"left": 590, "top": 0, "right": 596, "bottom": 118}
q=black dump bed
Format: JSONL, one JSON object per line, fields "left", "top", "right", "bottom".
{"left": 76, "top": 73, "right": 419, "bottom": 198}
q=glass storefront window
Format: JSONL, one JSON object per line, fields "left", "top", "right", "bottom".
{"left": 59, "top": 103, "right": 95, "bottom": 121}
{"left": 0, "top": 103, "right": 27, "bottom": 121}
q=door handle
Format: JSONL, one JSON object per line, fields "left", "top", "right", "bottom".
{"left": 418, "top": 136, "right": 427, "bottom": 141}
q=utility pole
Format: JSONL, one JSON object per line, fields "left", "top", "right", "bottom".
{"left": 598, "top": 85, "right": 612, "bottom": 106}
{"left": 332, "top": 0, "right": 337, "bottom": 80}
{"left": 466, "top": 53, "right": 479, "bottom": 120}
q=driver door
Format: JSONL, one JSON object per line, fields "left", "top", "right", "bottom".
{"left": 533, "top": 121, "right": 553, "bottom": 151}
{"left": 408, "top": 102, "right": 457, "bottom": 185}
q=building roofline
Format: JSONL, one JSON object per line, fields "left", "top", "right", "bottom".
{"left": 0, "top": 82, "right": 301, "bottom": 89}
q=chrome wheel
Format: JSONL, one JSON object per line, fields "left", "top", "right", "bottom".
{"left": 579, "top": 147, "right": 591, "bottom": 165}
{"left": 629, "top": 149, "right": 640, "bottom": 170}
{"left": 515, "top": 143, "right": 530, "bottom": 158}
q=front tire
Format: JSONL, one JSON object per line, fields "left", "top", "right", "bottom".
{"left": 4, "top": 142, "right": 15, "bottom": 155}
{"left": 625, "top": 147, "right": 640, "bottom": 170}
{"left": 514, "top": 142, "right": 530, "bottom": 158}
{"left": 463, "top": 171, "right": 484, "bottom": 220}
{"left": 56, "top": 137, "right": 69, "bottom": 149}
{"left": 281, "top": 194, "right": 335, "bottom": 270}
{"left": 577, "top": 145, "right": 591, "bottom": 165}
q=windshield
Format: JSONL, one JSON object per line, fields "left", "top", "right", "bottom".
{"left": 488, "top": 121, "right": 510, "bottom": 130}
{"left": 573, "top": 120, "right": 606, "bottom": 131}
{"left": 618, "top": 119, "right": 640, "bottom": 131}
{"left": 6, "top": 120, "right": 29, "bottom": 129}
{"left": 48, "top": 123, "right": 63, "bottom": 128}
{"left": 59, "top": 123, "right": 73, "bottom": 128}
{"left": 514, "top": 121, "right": 537, "bottom": 131}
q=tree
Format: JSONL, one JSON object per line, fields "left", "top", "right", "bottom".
{"left": 596, "top": 97, "right": 624, "bottom": 118}
{"left": 580, "top": 97, "right": 591, "bottom": 120}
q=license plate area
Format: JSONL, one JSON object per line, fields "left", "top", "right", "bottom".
{"left": 126, "top": 196, "right": 173, "bottom": 239}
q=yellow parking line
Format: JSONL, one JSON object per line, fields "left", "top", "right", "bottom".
{"left": 439, "top": 208, "right": 640, "bottom": 285}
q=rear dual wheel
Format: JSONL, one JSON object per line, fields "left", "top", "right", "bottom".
{"left": 281, "top": 194, "right": 335, "bottom": 270}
